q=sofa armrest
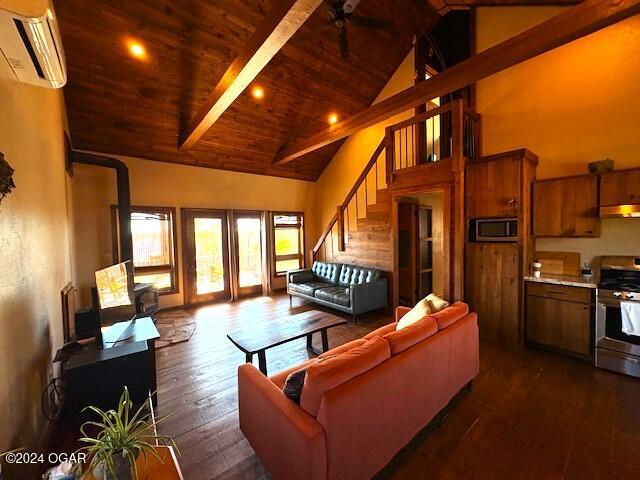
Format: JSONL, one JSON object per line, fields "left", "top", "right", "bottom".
{"left": 349, "top": 278, "right": 388, "bottom": 314}
{"left": 238, "top": 364, "right": 326, "bottom": 480}
{"left": 395, "top": 306, "right": 412, "bottom": 322}
{"left": 287, "top": 268, "right": 314, "bottom": 285}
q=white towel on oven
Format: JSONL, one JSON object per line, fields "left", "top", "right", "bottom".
{"left": 621, "top": 301, "right": 640, "bottom": 336}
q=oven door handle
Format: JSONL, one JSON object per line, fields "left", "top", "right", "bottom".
{"left": 599, "top": 300, "right": 621, "bottom": 308}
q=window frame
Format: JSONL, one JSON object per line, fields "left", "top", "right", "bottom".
{"left": 111, "top": 205, "right": 179, "bottom": 296}
{"left": 271, "top": 211, "right": 305, "bottom": 277}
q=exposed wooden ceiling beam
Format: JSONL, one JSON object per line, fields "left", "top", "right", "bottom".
{"left": 445, "top": 0, "right": 581, "bottom": 5}
{"left": 179, "top": 0, "right": 324, "bottom": 151}
{"left": 426, "top": 0, "right": 581, "bottom": 16}
{"left": 273, "top": 0, "right": 640, "bottom": 165}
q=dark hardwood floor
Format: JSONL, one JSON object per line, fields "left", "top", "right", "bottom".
{"left": 50, "top": 293, "right": 640, "bottom": 479}
{"left": 155, "top": 293, "right": 640, "bottom": 480}
{"left": 154, "top": 294, "right": 388, "bottom": 480}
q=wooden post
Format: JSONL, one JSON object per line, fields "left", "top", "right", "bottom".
{"left": 448, "top": 100, "right": 466, "bottom": 300}
{"left": 337, "top": 206, "right": 345, "bottom": 252}
{"left": 475, "top": 113, "right": 483, "bottom": 159}
{"left": 451, "top": 99, "right": 465, "bottom": 172}
{"left": 385, "top": 126, "right": 395, "bottom": 186}
{"left": 414, "top": 35, "right": 428, "bottom": 165}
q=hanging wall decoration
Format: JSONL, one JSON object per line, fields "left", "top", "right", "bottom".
{"left": 0, "top": 152, "right": 16, "bottom": 204}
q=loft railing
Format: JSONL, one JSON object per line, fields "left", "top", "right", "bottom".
{"left": 312, "top": 100, "right": 480, "bottom": 262}
{"left": 385, "top": 99, "right": 479, "bottom": 180}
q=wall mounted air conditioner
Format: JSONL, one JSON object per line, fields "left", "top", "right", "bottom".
{"left": 0, "top": 1, "right": 66, "bottom": 88}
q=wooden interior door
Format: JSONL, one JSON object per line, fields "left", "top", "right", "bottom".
{"left": 232, "top": 211, "right": 264, "bottom": 298}
{"left": 418, "top": 207, "right": 433, "bottom": 299}
{"left": 398, "top": 203, "right": 418, "bottom": 305}
{"left": 182, "top": 209, "right": 231, "bottom": 305}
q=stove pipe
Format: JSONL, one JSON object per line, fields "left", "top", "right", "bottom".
{"left": 71, "top": 151, "right": 133, "bottom": 263}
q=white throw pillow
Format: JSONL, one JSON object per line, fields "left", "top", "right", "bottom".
{"left": 427, "top": 293, "right": 449, "bottom": 313}
{"left": 397, "top": 298, "right": 432, "bottom": 330}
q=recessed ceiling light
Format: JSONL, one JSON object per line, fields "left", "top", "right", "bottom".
{"left": 126, "top": 40, "right": 147, "bottom": 60}
{"left": 251, "top": 86, "right": 265, "bottom": 99}
{"left": 328, "top": 113, "right": 339, "bottom": 125}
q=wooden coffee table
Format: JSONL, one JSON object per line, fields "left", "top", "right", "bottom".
{"left": 227, "top": 310, "right": 347, "bottom": 375}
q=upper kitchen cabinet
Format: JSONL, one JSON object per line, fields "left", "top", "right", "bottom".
{"left": 600, "top": 168, "right": 640, "bottom": 206}
{"left": 533, "top": 175, "right": 600, "bottom": 237}
{"left": 467, "top": 149, "right": 537, "bottom": 218}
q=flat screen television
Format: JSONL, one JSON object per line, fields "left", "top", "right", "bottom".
{"left": 94, "top": 261, "right": 137, "bottom": 346}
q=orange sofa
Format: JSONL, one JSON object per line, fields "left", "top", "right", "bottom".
{"left": 238, "top": 302, "right": 479, "bottom": 480}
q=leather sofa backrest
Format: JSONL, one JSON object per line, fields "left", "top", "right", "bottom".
{"left": 338, "top": 264, "right": 381, "bottom": 286}
{"left": 312, "top": 261, "right": 342, "bottom": 284}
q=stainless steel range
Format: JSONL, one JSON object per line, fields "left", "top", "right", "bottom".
{"left": 596, "top": 256, "right": 640, "bottom": 378}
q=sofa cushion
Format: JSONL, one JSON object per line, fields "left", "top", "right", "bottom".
{"left": 318, "top": 338, "right": 366, "bottom": 358}
{"left": 281, "top": 354, "right": 339, "bottom": 404}
{"left": 282, "top": 368, "right": 307, "bottom": 404}
{"left": 288, "top": 270, "right": 313, "bottom": 284}
{"left": 430, "top": 302, "right": 470, "bottom": 330}
{"left": 288, "top": 281, "right": 333, "bottom": 296}
{"left": 427, "top": 293, "right": 450, "bottom": 312}
{"left": 269, "top": 358, "right": 316, "bottom": 389}
{"left": 383, "top": 316, "right": 438, "bottom": 355}
{"left": 363, "top": 322, "right": 398, "bottom": 340}
{"left": 300, "top": 336, "right": 390, "bottom": 416}
{"left": 314, "top": 286, "right": 351, "bottom": 307}
{"left": 396, "top": 297, "right": 433, "bottom": 330}
{"left": 338, "top": 264, "right": 381, "bottom": 287}
{"left": 312, "top": 261, "right": 342, "bottom": 284}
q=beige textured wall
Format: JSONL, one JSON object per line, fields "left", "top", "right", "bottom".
{"left": 476, "top": 7, "right": 640, "bottom": 269}
{"left": 0, "top": 71, "right": 73, "bottom": 450}
{"left": 72, "top": 156, "right": 313, "bottom": 308}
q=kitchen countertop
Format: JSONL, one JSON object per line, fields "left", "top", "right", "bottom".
{"left": 524, "top": 273, "right": 598, "bottom": 289}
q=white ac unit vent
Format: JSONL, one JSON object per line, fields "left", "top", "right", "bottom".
{"left": 0, "top": 4, "right": 66, "bottom": 88}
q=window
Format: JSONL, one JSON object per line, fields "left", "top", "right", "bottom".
{"left": 272, "top": 212, "right": 304, "bottom": 276}
{"left": 112, "top": 206, "right": 178, "bottom": 294}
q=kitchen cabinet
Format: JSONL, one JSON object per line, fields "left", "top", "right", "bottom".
{"left": 466, "top": 243, "right": 520, "bottom": 345}
{"left": 525, "top": 282, "right": 593, "bottom": 358}
{"left": 466, "top": 152, "right": 522, "bottom": 218}
{"left": 600, "top": 168, "right": 640, "bottom": 206}
{"left": 465, "top": 149, "right": 538, "bottom": 347}
{"left": 533, "top": 175, "right": 599, "bottom": 237}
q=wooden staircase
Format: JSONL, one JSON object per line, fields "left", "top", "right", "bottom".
{"left": 311, "top": 99, "right": 480, "bottom": 299}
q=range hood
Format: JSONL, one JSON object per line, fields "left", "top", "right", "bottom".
{"left": 600, "top": 205, "right": 640, "bottom": 218}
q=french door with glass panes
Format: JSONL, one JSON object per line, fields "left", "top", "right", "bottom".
{"left": 232, "top": 211, "right": 264, "bottom": 298}
{"left": 182, "top": 209, "right": 231, "bottom": 305}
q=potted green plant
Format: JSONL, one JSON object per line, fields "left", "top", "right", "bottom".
{"left": 77, "top": 387, "right": 177, "bottom": 480}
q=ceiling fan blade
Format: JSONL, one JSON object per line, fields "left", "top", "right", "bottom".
{"left": 342, "top": 0, "right": 361, "bottom": 14}
{"left": 349, "top": 15, "right": 393, "bottom": 30}
{"left": 338, "top": 26, "right": 349, "bottom": 59}
{"left": 292, "top": 22, "right": 334, "bottom": 44}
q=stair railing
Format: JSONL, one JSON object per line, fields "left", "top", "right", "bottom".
{"left": 312, "top": 139, "right": 386, "bottom": 261}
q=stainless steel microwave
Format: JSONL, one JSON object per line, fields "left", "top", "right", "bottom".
{"left": 469, "top": 218, "right": 518, "bottom": 242}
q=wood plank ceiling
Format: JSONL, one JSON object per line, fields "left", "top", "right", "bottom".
{"left": 56, "top": 0, "right": 438, "bottom": 181}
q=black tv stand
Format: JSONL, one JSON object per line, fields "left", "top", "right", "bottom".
{"left": 59, "top": 317, "right": 160, "bottom": 418}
